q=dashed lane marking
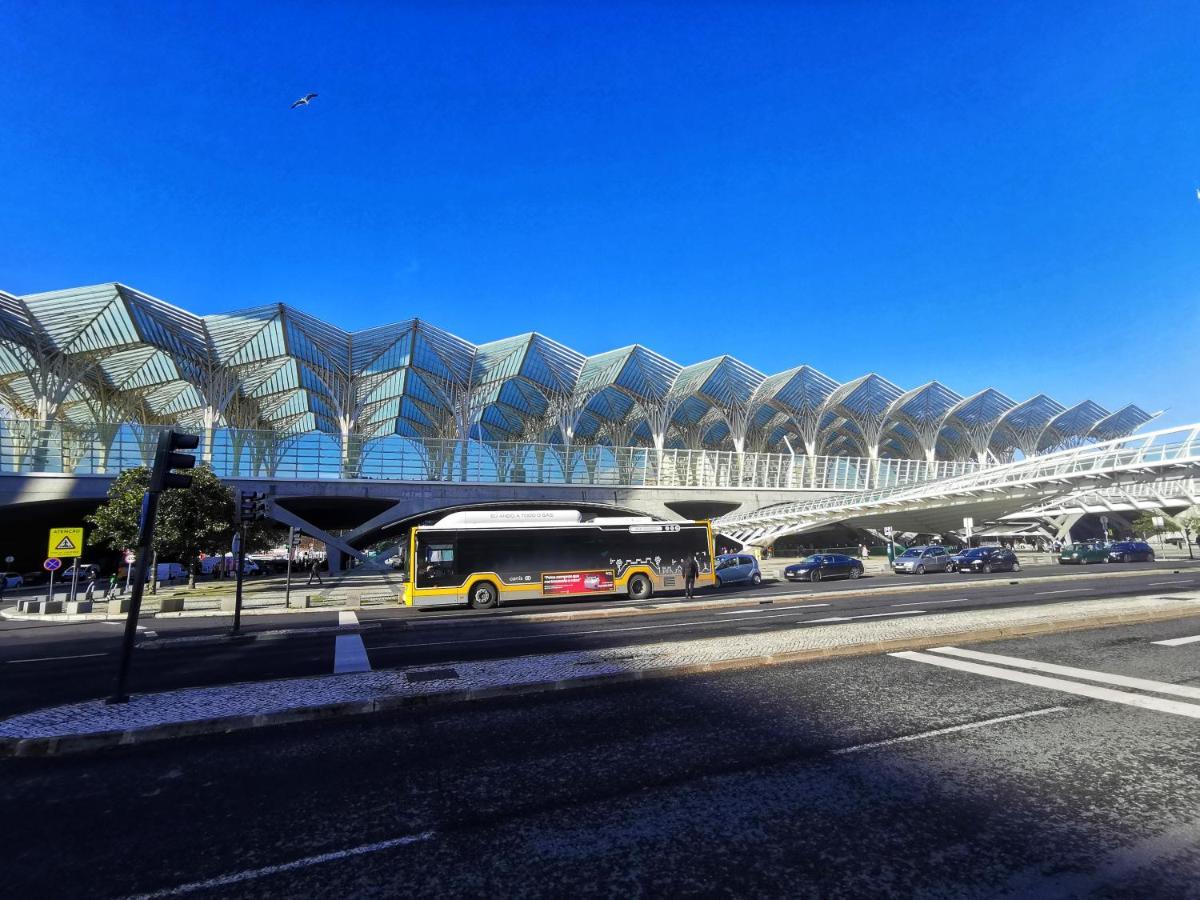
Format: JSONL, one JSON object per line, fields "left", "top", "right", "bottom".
{"left": 830, "top": 706, "right": 1066, "bottom": 755}
{"left": 806, "top": 610, "right": 926, "bottom": 623}
{"left": 125, "top": 830, "right": 435, "bottom": 898}
{"left": 333, "top": 611, "right": 371, "bottom": 674}
{"left": 892, "top": 598, "right": 968, "bottom": 608}
{"left": 892, "top": 651, "right": 1200, "bottom": 719}
{"left": 1034, "top": 589, "right": 1089, "bottom": 595}
{"left": 925, "top": 646, "right": 1200, "bottom": 700}
{"left": 1147, "top": 580, "right": 1195, "bottom": 586}
{"left": 716, "top": 604, "right": 829, "bottom": 615}
{"left": 7, "top": 652, "right": 108, "bottom": 664}
{"left": 1153, "top": 633, "right": 1200, "bottom": 647}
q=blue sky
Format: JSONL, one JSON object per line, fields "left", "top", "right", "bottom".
{"left": 2, "top": 1, "right": 1198, "bottom": 424}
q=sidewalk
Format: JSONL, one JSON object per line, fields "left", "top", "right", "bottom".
{"left": 3, "top": 590, "right": 1198, "bottom": 757}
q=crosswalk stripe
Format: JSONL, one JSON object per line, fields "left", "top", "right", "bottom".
{"left": 1153, "top": 634, "right": 1200, "bottom": 647}
{"left": 890, "top": 651, "right": 1200, "bottom": 719}
{"left": 925, "top": 646, "right": 1200, "bottom": 700}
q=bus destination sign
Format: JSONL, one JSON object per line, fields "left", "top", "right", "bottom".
{"left": 542, "top": 570, "right": 615, "bottom": 595}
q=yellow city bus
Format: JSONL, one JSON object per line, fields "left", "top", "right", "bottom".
{"left": 402, "top": 509, "right": 716, "bottom": 609}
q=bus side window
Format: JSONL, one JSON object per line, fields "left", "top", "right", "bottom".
{"left": 417, "top": 542, "right": 458, "bottom": 588}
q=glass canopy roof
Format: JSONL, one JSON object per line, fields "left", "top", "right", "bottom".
{"left": 0, "top": 283, "right": 1158, "bottom": 462}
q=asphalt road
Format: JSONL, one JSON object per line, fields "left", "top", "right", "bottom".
{"left": 2, "top": 561, "right": 1199, "bottom": 718}
{"left": 3, "top": 618, "right": 1199, "bottom": 898}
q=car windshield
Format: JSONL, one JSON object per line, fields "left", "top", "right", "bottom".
{"left": 899, "top": 548, "right": 922, "bottom": 558}
{"left": 963, "top": 548, "right": 990, "bottom": 557}
{"left": 800, "top": 555, "right": 822, "bottom": 564}
{"left": 716, "top": 557, "right": 740, "bottom": 570}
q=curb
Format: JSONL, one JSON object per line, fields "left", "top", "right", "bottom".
{"left": 4, "top": 602, "right": 1198, "bottom": 758}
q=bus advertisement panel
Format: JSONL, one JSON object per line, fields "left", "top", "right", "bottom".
{"left": 542, "top": 570, "right": 615, "bottom": 595}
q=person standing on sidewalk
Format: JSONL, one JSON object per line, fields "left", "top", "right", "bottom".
{"left": 682, "top": 554, "right": 699, "bottom": 599}
{"left": 306, "top": 559, "right": 323, "bottom": 586}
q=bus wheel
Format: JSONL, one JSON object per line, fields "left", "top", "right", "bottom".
{"left": 469, "top": 581, "right": 499, "bottom": 609}
{"left": 628, "top": 574, "right": 653, "bottom": 601}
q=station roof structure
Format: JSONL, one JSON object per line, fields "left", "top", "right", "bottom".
{"left": 0, "top": 283, "right": 1159, "bottom": 462}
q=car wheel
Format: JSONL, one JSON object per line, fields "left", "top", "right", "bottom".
{"left": 468, "top": 580, "right": 499, "bottom": 610}
{"left": 810, "top": 569, "right": 821, "bottom": 583}
{"left": 1011, "top": 561, "right": 1021, "bottom": 572}
{"left": 1148, "top": 552, "right": 1155, "bottom": 562}
{"left": 751, "top": 572, "right": 761, "bottom": 586}
{"left": 849, "top": 567, "right": 861, "bottom": 579}
{"left": 915, "top": 564, "right": 925, "bottom": 575}
{"left": 628, "top": 573, "right": 653, "bottom": 601}
{"left": 982, "top": 563, "right": 992, "bottom": 574}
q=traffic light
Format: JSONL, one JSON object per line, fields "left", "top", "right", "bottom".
{"left": 149, "top": 429, "right": 200, "bottom": 491}
{"left": 240, "top": 491, "right": 267, "bottom": 523}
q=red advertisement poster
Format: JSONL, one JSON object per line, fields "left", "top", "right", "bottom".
{"left": 542, "top": 570, "right": 615, "bottom": 595}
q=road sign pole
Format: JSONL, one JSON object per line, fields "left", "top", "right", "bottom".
{"left": 69, "top": 564, "right": 80, "bottom": 604}
{"left": 48, "top": 568, "right": 54, "bottom": 601}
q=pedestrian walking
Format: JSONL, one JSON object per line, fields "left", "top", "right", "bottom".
{"left": 84, "top": 571, "right": 97, "bottom": 601}
{"left": 106, "top": 573, "right": 119, "bottom": 601}
{"left": 860, "top": 543, "right": 869, "bottom": 560}
{"left": 306, "top": 559, "right": 323, "bottom": 586}
{"left": 682, "top": 554, "right": 699, "bottom": 599}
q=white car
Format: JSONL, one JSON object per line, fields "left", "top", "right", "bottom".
{"left": 1, "top": 571, "right": 23, "bottom": 589}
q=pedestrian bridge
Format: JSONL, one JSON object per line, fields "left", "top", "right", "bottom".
{"left": 715, "top": 423, "right": 1200, "bottom": 545}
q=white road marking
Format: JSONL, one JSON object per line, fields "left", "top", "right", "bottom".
{"left": 371, "top": 609, "right": 854, "bottom": 650}
{"left": 892, "top": 598, "right": 968, "bottom": 608}
{"left": 126, "top": 830, "right": 435, "bottom": 898}
{"left": 806, "top": 610, "right": 926, "bottom": 623}
{"left": 6, "top": 652, "right": 108, "bottom": 664}
{"left": 1147, "top": 580, "right": 1194, "bottom": 586}
{"left": 830, "top": 706, "right": 1066, "bottom": 755}
{"left": 333, "top": 612, "right": 370, "bottom": 673}
{"left": 1152, "top": 634, "right": 1200, "bottom": 647}
{"left": 716, "top": 604, "right": 828, "bottom": 615}
{"left": 1034, "top": 588, "right": 1089, "bottom": 595}
{"left": 892, "top": 651, "right": 1200, "bottom": 719}
{"left": 926, "top": 646, "right": 1200, "bottom": 700}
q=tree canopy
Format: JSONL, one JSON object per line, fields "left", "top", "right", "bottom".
{"left": 86, "top": 467, "right": 282, "bottom": 563}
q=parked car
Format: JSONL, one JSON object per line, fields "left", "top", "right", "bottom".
{"left": 118, "top": 561, "right": 188, "bottom": 582}
{"left": 1, "top": 571, "right": 23, "bottom": 589}
{"left": 59, "top": 562, "right": 102, "bottom": 581}
{"left": 954, "top": 546, "right": 1021, "bottom": 574}
{"left": 892, "top": 545, "right": 953, "bottom": 575}
{"left": 1058, "top": 541, "right": 1109, "bottom": 565}
{"left": 1107, "top": 541, "right": 1155, "bottom": 563}
{"left": 714, "top": 553, "right": 762, "bottom": 587}
{"left": 20, "top": 570, "right": 49, "bottom": 586}
{"left": 784, "top": 553, "right": 864, "bottom": 583}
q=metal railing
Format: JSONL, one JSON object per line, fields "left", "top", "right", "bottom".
{"left": 717, "top": 422, "right": 1200, "bottom": 533}
{"left": 0, "top": 417, "right": 979, "bottom": 492}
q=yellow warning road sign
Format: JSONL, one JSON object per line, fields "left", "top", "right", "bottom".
{"left": 48, "top": 527, "right": 84, "bottom": 558}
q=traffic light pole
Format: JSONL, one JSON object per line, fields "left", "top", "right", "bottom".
{"left": 232, "top": 520, "right": 247, "bottom": 635}
{"left": 284, "top": 526, "right": 296, "bottom": 609}
{"left": 108, "top": 490, "right": 160, "bottom": 704}
{"left": 108, "top": 428, "right": 199, "bottom": 705}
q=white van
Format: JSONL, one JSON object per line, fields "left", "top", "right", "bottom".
{"left": 200, "top": 554, "right": 260, "bottom": 576}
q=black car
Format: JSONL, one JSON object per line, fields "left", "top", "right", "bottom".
{"left": 954, "top": 547, "right": 1020, "bottom": 574}
{"left": 1107, "top": 541, "right": 1155, "bottom": 563}
{"left": 784, "top": 553, "right": 864, "bottom": 583}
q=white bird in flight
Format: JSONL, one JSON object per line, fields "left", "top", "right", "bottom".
{"left": 290, "top": 93, "right": 318, "bottom": 109}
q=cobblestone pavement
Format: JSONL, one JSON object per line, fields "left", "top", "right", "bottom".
{"left": 2, "top": 591, "right": 1196, "bottom": 743}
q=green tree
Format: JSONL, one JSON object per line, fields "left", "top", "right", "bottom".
{"left": 1179, "top": 513, "right": 1200, "bottom": 557}
{"left": 86, "top": 467, "right": 282, "bottom": 585}
{"left": 1130, "top": 511, "right": 1176, "bottom": 540}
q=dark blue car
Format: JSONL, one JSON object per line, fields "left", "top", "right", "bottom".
{"left": 784, "top": 553, "right": 864, "bottom": 583}
{"left": 1107, "top": 541, "right": 1155, "bottom": 563}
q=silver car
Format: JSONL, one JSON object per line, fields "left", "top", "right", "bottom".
{"left": 892, "top": 545, "right": 953, "bottom": 575}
